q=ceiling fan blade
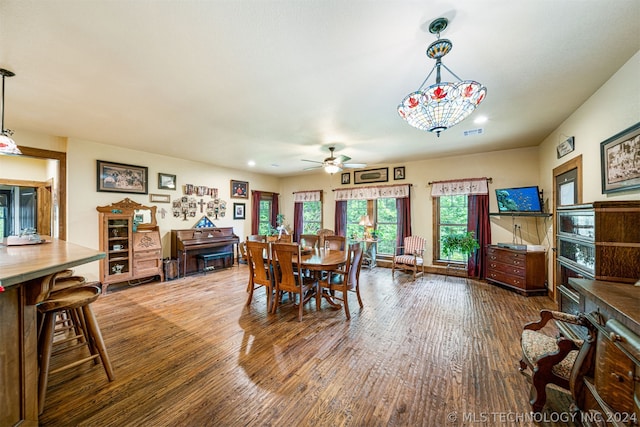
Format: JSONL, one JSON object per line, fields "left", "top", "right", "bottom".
{"left": 303, "top": 165, "right": 323, "bottom": 171}
{"left": 343, "top": 163, "right": 367, "bottom": 169}
{"left": 301, "top": 159, "right": 323, "bottom": 164}
{"left": 337, "top": 154, "right": 351, "bottom": 163}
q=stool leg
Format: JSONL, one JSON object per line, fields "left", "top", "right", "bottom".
{"left": 81, "top": 304, "right": 115, "bottom": 381}
{"left": 38, "top": 311, "right": 57, "bottom": 414}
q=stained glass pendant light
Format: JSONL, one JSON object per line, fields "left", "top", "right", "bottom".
{"left": 0, "top": 68, "right": 21, "bottom": 155}
{"left": 398, "top": 18, "right": 486, "bottom": 137}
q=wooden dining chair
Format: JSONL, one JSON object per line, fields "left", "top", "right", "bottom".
{"left": 300, "top": 234, "right": 319, "bottom": 249}
{"left": 318, "top": 242, "right": 364, "bottom": 319}
{"left": 247, "top": 235, "right": 267, "bottom": 242}
{"left": 271, "top": 243, "right": 317, "bottom": 321}
{"left": 324, "top": 235, "right": 346, "bottom": 251}
{"left": 245, "top": 241, "right": 274, "bottom": 310}
{"left": 317, "top": 228, "right": 335, "bottom": 248}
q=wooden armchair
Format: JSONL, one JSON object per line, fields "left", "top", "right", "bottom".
{"left": 271, "top": 243, "right": 317, "bottom": 321}
{"left": 318, "top": 242, "right": 364, "bottom": 320}
{"left": 391, "top": 236, "right": 426, "bottom": 280}
{"left": 245, "top": 241, "right": 274, "bottom": 310}
{"left": 519, "top": 309, "right": 596, "bottom": 412}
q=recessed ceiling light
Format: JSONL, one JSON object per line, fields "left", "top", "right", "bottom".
{"left": 247, "top": 160, "right": 256, "bottom": 167}
{"left": 474, "top": 116, "right": 488, "bottom": 124}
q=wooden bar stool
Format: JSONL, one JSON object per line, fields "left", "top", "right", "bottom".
{"left": 37, "top": 284, "right": 115, "bottom": 414}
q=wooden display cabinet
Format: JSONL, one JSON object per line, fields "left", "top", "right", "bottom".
{"left": 97, "top": 198, "right": 163, "bottom": 293}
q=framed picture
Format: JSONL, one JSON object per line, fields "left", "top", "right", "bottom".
{"left": 230, "top": 180, "right": 249, "bottom": 198}
{"left": 233, "top": 202, "right": 245, "bottom": 220}
{"left": 158, "top": 173, "right": 177, "bottom": 190}
{"left": 149, "top": 193, "right": 171, "bottom": 203}
{"left": 600, "top": 122, "right": 640, "bottom": 194}
{"left": 341, "top": 172, "right": 350, "bottom": 185}
{"left": 354, "top": 167, "right": 389, "bottom": 185}
{"left": 97, "top": 160, "right": 148, "bottom": 194}
{"left": 556, "top": 136, "right": 575, "bottom": 159}
{"left": 394, "top": 166, "right": 405, "bottom": 180}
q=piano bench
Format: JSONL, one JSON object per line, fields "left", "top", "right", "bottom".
{"left": 197, "top": 252, "right": 234, "bottom": 274}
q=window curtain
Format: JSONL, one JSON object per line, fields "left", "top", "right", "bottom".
{"left": 251, "top": 191, "right": 262, "bottom": 235}
{"left": 334, "top": 200, "right": 346, "bottom": 236}
{"left": 270, "top": 193, "right": 279, "bottom": 229}
{"left": 396, "top": 197, "right": 411, "bottom": 255}
{"left": 467, "top": 194, "right": 491, "bottom": 279}
{"left": 293, "top": 202, "right": 303, "bottom": 242}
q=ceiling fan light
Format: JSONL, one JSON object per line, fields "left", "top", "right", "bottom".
{"left": 324, "top": 164, "right": 341, "bottom": 174}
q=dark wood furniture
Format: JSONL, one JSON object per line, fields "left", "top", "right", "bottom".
{"left": 485, "top": 245, "right": 547, "bottom": 295}
{"left": 97, "top": 199, "right": 163, "bottom": 293}
{"left": 568, "top": 278, "right": 639, "bottom": 426}
{"left": 0, "top": 239, "right": 104, "bottom": 427}
{"left": 519, "top": 309, "right": 596, "bottom": 412}
{"left": 556, "top": 201, "right": 640, "bottom": 332}
{"left": 171, "top": 227, "right": 239, "bottom": 277}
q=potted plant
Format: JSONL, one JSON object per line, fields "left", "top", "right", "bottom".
{"left": 441, "top": 231, "right": 480, "bottom": 265}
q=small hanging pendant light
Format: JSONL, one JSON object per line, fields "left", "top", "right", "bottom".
{"left": 0, "top": 68, "right": 22, "bottom": 155}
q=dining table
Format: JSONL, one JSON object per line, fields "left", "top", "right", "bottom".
{"left": 297, "top": 247, "right": 348, "bottom": 308}
{"left": 0, "top": 238, "right": 105, "bottom": 427}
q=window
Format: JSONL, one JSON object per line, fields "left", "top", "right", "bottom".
{"left": 257, "top": 198, "right": 272, "bottom": 235}
{"left": 345, "top": 198, "right": 398, "bottom": 255}
{"left": 302, "top": 200, "right": 322, "bottom": 234}
{"left": 434, "top": 194, "right": 468, "bottom": 263}
{"left": 375, "top": 198, "right": 397, "bottom": 255}
{"left": 346, "top": 199, "right": 367, "bottom": 239}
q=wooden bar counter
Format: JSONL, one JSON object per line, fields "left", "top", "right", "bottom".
{"left": 0, "top": 239, "right": 105, "bottom": 427}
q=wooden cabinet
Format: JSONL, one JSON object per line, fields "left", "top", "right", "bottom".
{"left": 97, "top": 199, "right": 163, "bottom": 293}
{"left": 556, "top": 201, "right": 640, "bottom": 320}
{"left": 568, "top": 279, "right": 639, "bottom": 426}
{"left": 485, "top": 245, "right": 547, "bottom": 295}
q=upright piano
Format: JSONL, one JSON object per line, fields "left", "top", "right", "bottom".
{"left": 171, "top": 227, "right": 239, "bottom": 276}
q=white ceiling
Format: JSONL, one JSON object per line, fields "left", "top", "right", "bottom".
{"left": 1, "top": 1, "right": 639, "bottom": 176}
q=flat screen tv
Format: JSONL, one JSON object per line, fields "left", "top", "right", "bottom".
{"left": 495, "top": 186, "right": 543, "bottom": 213}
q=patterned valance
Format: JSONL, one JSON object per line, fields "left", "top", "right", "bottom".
{"left": 335, "top": 184, "right": 410, "bottom": 201}
{"left": 430, "top": 178, "right": 489, "bottom": 196}
{"left": 293, "top": 190, "right": 322, "bottom": 202}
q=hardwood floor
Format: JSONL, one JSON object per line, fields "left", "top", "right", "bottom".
{"left": 39, "top": 266, "right": 578, "bottom": 426}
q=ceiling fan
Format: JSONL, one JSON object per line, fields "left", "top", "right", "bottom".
{"left": 301, "top": 146, "right": 366, "bottom": 174}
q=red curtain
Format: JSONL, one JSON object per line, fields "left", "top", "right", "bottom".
{"left": 251, "top": 191, "right": 262, "bottom": 235}
{"left": 293, "top": 202, "right": 303, "bottom": 242}
{"left": 271, "top": 193, "right": 279, "bottom": 228}
{"left": 334, "top": 200, "right": 346, "bottom": 236}
{"left": 467, "top": 194, "right": 491, "bottom": 278}
{"left": 396, "top": 197, "right": 411, "bottom": 255}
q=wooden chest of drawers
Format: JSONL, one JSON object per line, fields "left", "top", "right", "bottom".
{"left": 485, "top": 245, "right": 547, "bottom": 295}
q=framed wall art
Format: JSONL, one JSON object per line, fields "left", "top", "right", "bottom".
{"left": 149, "top": 193, "right": 171, "bottom": 203}
{"left": 556, "top": 136, "right": 575, "bottom": 159}
{"left": 97, "top": 160, "right": 148, "bottom": 194}
{"left": 394, "top": 166, "right": 405, "bottom": 180}
{"left": 600, "top": 122, "right": 640, "bottom": 194}
{"left": 354, "top": 167, "right": 389, "bottom": 185}
{"left": 230, "top": 180, "right": 249, "bottom": 198}
{"left": 233, "top": 203, "right": 246, "bottom": 220}
{"left": 158, "top": 173, "right": 177, "bottom": 190}
{"left": 341, "top": 172, "right": 350, "bottom": 185}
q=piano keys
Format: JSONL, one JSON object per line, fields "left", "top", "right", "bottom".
{"left": 171, "top": 227, "right": 239, "bottom": 277}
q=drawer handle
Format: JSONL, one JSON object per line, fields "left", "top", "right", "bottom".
{"left": 513, "top": 269, "right": 519, "bottom": 273}
{"left": 491, "top": 263, "right": 497, "bottom": 268}
{"left": 611, "top": 373, "right": 625, "bottom": 382}
{"left": 490, "top": 256, "right": 496, "bottom": 260}
{"left": 628, "top": 371, "right": 640, "bottom": 382}
{"left": 513, "top": 261, "right": 521, "bottom": 265}
{"left": 609, "top": 332, "right": 623, "bottom": 342}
